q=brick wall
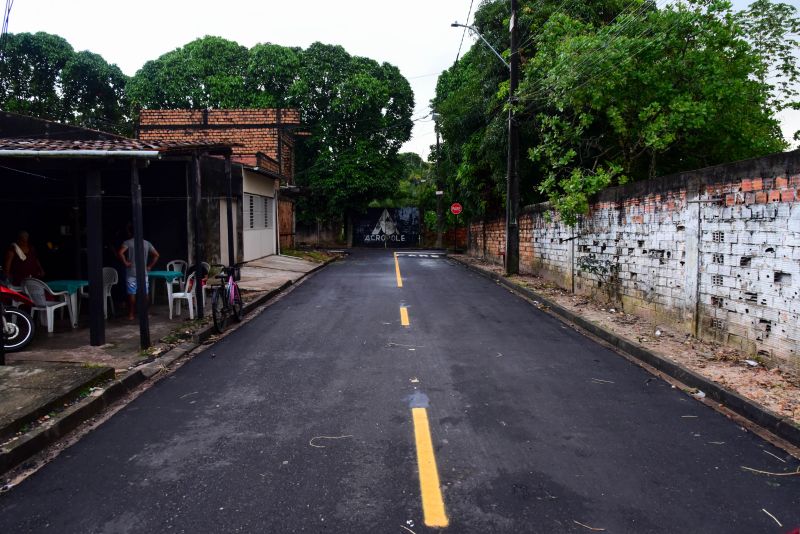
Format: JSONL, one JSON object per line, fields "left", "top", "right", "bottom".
{"left": 137, "top": 108, "right": 299, "bottom": 180}
{"left": 470, "top": 150, "right": 800, "bottom": 373}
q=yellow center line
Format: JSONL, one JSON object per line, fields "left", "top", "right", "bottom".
{"left": 400, "top": 306, "right": 410, "bottom": 326}
{"left": 394, "top": 252, "right": 403, "bottom": 288}
{"left": 411, "top": 407, "right": 449, "bottom": 528}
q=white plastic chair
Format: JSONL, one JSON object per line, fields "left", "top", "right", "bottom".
{"left": 169, "top": 272, "right": 196, "bottom": 320}
{"left": 23, "top": 278, "right": 70, "bottom": 333}
{"left": 80, "top": 267, "right": 118, "bottom": 319}
{"left": 166, "top": 260, "right": 187, "bottom": 290}
{"left": 8, "top": 283, "right": 24, "bottom": 308}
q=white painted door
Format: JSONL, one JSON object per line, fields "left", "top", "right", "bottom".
{"left": 243, "top": 193, "right": 276, "bottom": 260}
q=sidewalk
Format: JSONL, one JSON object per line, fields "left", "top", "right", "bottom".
{"left": 1, "top": 253, "right": 335, "bottom": 475}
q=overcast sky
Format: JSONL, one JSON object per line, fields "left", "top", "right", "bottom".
{"left": 6, "top": 0, "right": 799, "bottom": 157}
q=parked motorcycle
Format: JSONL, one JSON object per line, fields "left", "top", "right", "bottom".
{"left": 0, "top": 274, "right": 35, "bottom": 356}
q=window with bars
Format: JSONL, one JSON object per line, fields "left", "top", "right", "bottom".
{"left": 243, "top": 193, "right": 274, "bottom": 230}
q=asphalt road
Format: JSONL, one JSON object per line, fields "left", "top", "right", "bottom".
{"left": 1, "top": 250, "right": 798, "bottom": 533}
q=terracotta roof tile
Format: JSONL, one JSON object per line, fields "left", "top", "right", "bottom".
{"left": 0, "top": 138, "right": 237, "bottom": 153}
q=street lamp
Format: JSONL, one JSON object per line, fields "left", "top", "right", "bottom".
{"left": 451, "top": 2, "right": 520, "bottom": 275}
{"left": 450, "top": 22, "right": 510, "bottom": 70}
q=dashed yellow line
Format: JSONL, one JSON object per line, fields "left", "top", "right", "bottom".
{"left": 394, "top": 252, "right": 403, "bottom": 288}
{"left": 411, "top": 407, "right": 449, "bottom": 528}
{"left": 400, "top": 306, "right": 410, "bottom": 327}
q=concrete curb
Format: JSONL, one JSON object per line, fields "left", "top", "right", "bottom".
{"left": 0, "top": 257, "right": 336, "bottom": 476}
{"left": 450, "top": 256, "right": 800, "bottom": 449}
{"left": 0, "top": 367, "right": 115, "bottom": 443}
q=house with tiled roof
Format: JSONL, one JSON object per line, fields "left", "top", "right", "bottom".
{"left": 0, "top": 110, "right": 244, "bottom": 349}
{"left": 137, "top": 108, "right": 303, "bottom": 257}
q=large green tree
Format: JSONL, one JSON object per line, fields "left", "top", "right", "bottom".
{"left": 432, "top": 0, "right": 635, "bottom": 220}
{"left": 128, "top": 37, "right": 414, "bottom": 221}
{"left": 433, "top": 0, "right": 798, "bottom": 225}
{"left": 0, "top": 32, "right": 130, "bottom": 134}
{"left": 289, "top": 43, "right": 414, "bottom": 221}
{"left": 524, "top": 0, "right": 790, "bottom": 223}
{"left": 127, "top": 36, "right": 249, "bottom": 109}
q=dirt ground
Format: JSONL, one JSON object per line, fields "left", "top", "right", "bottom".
{"left": 453, "top": 255, "right": 800, "bottom": 427}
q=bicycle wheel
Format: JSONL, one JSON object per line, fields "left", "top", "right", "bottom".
{"left": 231, "top": 284, "right": 243, "bottom": 322}
{"left": 3, "top": 307, "right": 35, "bottom": 352}
{"left": 210, "top": 287, "right": 228, "bottom": 334}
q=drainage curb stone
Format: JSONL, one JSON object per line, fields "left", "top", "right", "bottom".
{"left": 0, "top": 366, "right": 115, "bottom": 443}
{"left": 1, "top": 257, "right": 336, "bottom": 475}
{"left": 450, "top": 255, "right": 800, "bottom": 449}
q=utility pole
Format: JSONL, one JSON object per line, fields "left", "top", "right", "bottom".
{"left": 434, "top": 116, "right": 443, "bottom": 249}
{"left": 506, "top": 0, "right": 520, "bottom": 275}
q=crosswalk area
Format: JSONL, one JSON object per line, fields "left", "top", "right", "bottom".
{"left": 393, "top": 252, "right": 445, "bottom": 258}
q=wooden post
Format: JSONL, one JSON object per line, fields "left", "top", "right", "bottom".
{"left": 86, "top": 170, "right": 105, "bottom": 346}
{"left": 192, "top": 152, "right": 204, "bottom": 319}
{"left": 224, "top": 155, "right": 235, "bottom": 266}
{"left": 131, "top": 161, "right": 151, "bottom": 349}
{"left": 72, "top": 180, "right": 82, "bottom": 278}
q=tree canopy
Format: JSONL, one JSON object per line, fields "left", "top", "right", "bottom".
{"left": 0, "top": 32, "right": 129, "bottom": 134}
{"left": 433, "top": 0, "right": 799, "bottom": 224}
{"left": 128, "top": 37, "right": 414, "bottom": 221}
{"left": 0, "top": 33, "right": 414, "bottom": 221}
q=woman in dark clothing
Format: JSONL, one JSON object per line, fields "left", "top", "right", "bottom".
{"left": 3, "top": 231, "right": 45, "bottom": 285}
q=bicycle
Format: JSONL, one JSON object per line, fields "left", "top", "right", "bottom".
{"left": 209, "top": 264, "right": 244, "bottom": 334}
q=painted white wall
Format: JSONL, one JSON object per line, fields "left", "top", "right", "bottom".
{"left": 243, "top": 169, "right": 276, "bottom": 198}
{"left": 242, "top": 168, "right": 278, "bottom": 260}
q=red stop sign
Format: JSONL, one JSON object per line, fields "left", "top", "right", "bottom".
{"left": 450, "top": 202, "right": 463, "bottom": 215}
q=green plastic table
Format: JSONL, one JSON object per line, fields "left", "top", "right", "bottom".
{"left": 148, "top": 270, "right": 183, "bottom": 305}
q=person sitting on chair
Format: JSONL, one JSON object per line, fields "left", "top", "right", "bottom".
{"left": 117, "top": 225, "right": 160, "bottom": 320}
{"left": 3, "top": 231, "right": 44, "bottom": 286}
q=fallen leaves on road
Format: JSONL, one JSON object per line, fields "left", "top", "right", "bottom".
{"left": 763, "top": 450, "right": 786, "bottom": 463}
{"left": 573, "top": 520, "right": 606, "bottom": 531}
{"left": 740, "top": 465, "right": 800, "bottom": 476}
{"left": 590, "top": 378, "right": 614, "bottom": 384}
{"left": 762, "top": 508, "right": 782, "bottom": 527}
{"left": 309, "top": 435, "right": 354, "bottom": 448}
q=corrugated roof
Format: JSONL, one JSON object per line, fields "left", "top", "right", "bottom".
{"left": 0, "top": 137, "right": 237, "bottom": 154}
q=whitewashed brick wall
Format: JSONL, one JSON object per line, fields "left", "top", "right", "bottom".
{"left": 470, "top": 151, "right": 800, "bottom": 373}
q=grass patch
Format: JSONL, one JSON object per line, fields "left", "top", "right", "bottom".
{"left": 281, "top": 249, "right": 335, "bottom": 263}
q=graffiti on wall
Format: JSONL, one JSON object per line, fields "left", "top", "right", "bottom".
{"left": 354, "top": 208, "right": 420, "bottom": 247}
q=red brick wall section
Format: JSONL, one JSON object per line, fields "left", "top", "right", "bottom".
{"left": 421, "top": 227, "right": 469, "bottom": 249}
{"left": 468, "top": 150, "right": 800, "bottom": 373}
{"left": 138, "top": 109, "right": 299, "bottom": 177}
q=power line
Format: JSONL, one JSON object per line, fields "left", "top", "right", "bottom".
{"left": 1, "top": 0, "right": 12, "bottom": 36}
{"left": 0, "top": 0, "right": 14, "bottom": 58}
{"left": 406, "top": 72, "right": 443, "bottom": 80}
{"left": 519, "top": 0, "right": 664, "bottom": 86}
{"left": 0, "top": 163, "right": 58, "bottom": 181}
{"left": 520, "top": 0, "right": 674, "bottom": 109}
{"left": 548, "top": 0, "right": 668, "bottom": 90}
{"left": 455, "top": 0, "right": 476, "bottom": 64}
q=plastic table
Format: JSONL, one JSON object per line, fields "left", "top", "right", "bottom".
{"left": 147, "top": 270, "right": 183, "bottom": 305}
{"left": 47, "top": 279, "right": 88, "bottom": 328}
